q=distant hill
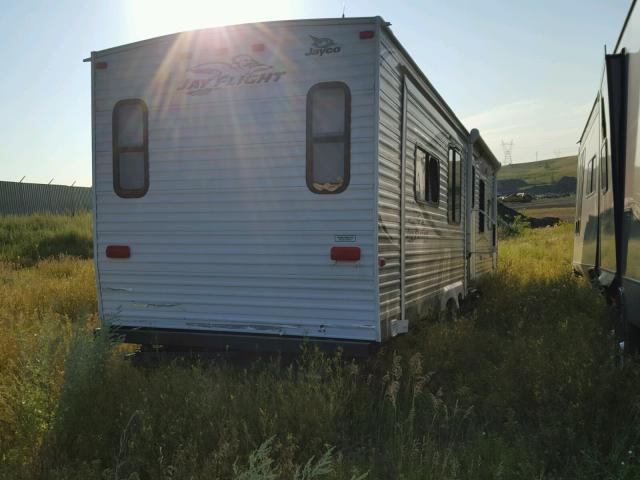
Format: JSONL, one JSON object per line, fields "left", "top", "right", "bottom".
{"left": 498, "top": 155, "right": 578, "bottom": 196}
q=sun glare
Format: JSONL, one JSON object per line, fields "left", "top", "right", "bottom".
{"left": 126, "top": 0, "right": 299, "bottom": 41}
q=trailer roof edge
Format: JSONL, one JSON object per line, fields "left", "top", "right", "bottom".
{"left": 91, "top": 16, "right": 381, "bottom": 58}
{"left": 469, "top": 129, "right": 501, "bottom": 171}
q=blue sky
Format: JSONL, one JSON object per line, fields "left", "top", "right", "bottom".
{"left": 0, "top": 0, "right": 631, "bottom": 186}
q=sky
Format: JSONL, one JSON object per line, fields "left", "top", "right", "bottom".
{"left": 0, "top": 0, "right": 632, "bottom": 186}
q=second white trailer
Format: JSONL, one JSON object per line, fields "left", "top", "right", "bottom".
{"left": 89, "top": 16, "right": 500, "bottom": 353}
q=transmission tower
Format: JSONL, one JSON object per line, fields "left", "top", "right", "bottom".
{"left": 501, "top": 140, "right": 514, "bottom": 165}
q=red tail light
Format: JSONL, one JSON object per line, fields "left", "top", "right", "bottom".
{"left": 106, "top": 245, "right": 130, "bottom": 259}
{"left": 359, "top": 30, "right": 375, "bottom": 40}
{"left": 331, "top": 246, "right": 361, "bottom": 262}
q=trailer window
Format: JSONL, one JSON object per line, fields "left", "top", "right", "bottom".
{"left": 415, "top": 146, "right": 427, "bottom": 202}
{"left": 306, "top": 82, "right": 351, "bottom": 194}
{"left": 113, "top": 99, "right": 149, "bottom": 198}
{"left": 471, "top": 166, "right": 476, "bottom": 208}
{"left": 575, "top": 150, "right": 585, "bottom": 234}
{"left": 427, "top": 155, "right": 440, "bottom": 204}
{"left": 585, "top": 156, "right": 596, "bottom": 195}
{"left": 415, "top": 147, "right": 439, "bottom": 205}
{"left": 478, "top": 179, "right": 485, "bottom": 233}
{"left": 448, "top": 147, "right": 461, "bottom": 224}
{"left": 600, "top": 144, "right": 608, "bottom": 194}
{"left": 601, "top": 97, "right": 607, "bottom": 140}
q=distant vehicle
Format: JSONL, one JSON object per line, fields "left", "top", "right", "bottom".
{"left": 87, "top": 17, "right": 499, "bottom": 354}
{"left": 573, "top": 0, "right": 640, "bottom": 351}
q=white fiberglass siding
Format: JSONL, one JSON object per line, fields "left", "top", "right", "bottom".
{"left": 93, "top": 20, "right": 379, "bottom": 341}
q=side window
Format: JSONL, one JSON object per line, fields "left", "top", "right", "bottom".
{"left": 478, "top": 179, "right": 485, "bottom": 233}
{"left": 600, "top": 97, "right": 609, "bottom": 194}
{"left": 414, "top": 147, "right": 439, "bottom": 205}
{"left": 448, "top": 147, "right": 462, "bottom": 224}
{"left": 426, "top": 154, "right": 440, "bottom": 204}
{"left": 488, "top": 196, "right": 493, "bottom": 230}
{"left": 113, "top": 99, "right": 149, "bottom": 198}
{"left": 601, "top": 97, "right": 607, "bottom": 140}
{"left": 575, "top": 150, "right": 585, "bottom": 234}
{"left": 601, "top": 144, "right": 608, "bottom": 194}
{"left": 415, "top": 146, "right": 427, "bottom": 202}
{"left": 585, "top": 156, "right": 596, "bottom": 195}
{"left": 306, "top": 82, "right": 351, "bottom": 194}
{"left": 471, "top": 166, "right": 476, "bottom": 208}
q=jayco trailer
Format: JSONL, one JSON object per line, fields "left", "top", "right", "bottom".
{"left": 573, "top": 0, "right": 640, "bottom": 350}
{"left": 88, "top": 17, "right": 500, "bottom": 353}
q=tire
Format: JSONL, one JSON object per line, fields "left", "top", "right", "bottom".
{"left": 445, "top": 298, "right": 458, "bottom": 322}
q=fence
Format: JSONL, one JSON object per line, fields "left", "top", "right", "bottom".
{"left": 0, "top": 181, "right": 92, "bottom": 215}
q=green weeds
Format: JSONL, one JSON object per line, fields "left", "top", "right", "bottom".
{"left": 1, "top": 218, "right": 639, "bottom": 478}
{"left": 0, "top": 213, "right": 92, "bottom": 266}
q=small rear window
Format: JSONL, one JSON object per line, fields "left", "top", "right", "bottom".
{"left": 306, "top": 82, "right": 351, "bottom": 194}
{"left": 113, "top": 99, "right": 149, "bottom": 198}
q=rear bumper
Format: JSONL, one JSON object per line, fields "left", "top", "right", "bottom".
{"left": 105, "top": 326, "right": 377, "bottom": 357}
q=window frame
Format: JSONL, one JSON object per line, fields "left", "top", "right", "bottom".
{"left": 478, "top": 178, "right": 486, "bottom": 233}
{"left": 600, "top": 143, "right": 608, "bottom": 194}
{"left": 305, "top": 82, "right": 351, "bottom": 195}
{"left": 112, "top": 98, "right": 149, "bottom": 198}
{"left": 585, "top": 155, "right": 596, "bottom": 196}
{"left": 426, "top": 154, "right": 440, "bottom": 205}
{"left": 414, "top": 145, "right": 427, "bottom": 204}
{"left": 414, "top": 146, "right": 440, "bottom": 206}
{"left": 471, "top": 166, "right": 476, "bottom": 208}
{"left": 447, "top": 146, "right": 462, "bottom": 225}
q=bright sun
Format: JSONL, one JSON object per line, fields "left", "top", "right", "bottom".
{"left": 126, "top": 0, "right": 299, "bottom": 40}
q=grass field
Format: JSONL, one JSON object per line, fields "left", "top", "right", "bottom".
{"left": 2, "top": 215, "right": 640, "bottom": 479}
{"left": 508, "top": 195, "right": 576, "bottom": 222}
{"left": 498, "top": 156, "right": 578, "bottom": 185}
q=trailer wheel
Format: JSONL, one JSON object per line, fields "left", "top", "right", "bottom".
{"left": 625, "top": 323, "right": 640, "bottom": 356}
{"left": 445, "top": 298, "right": 458, "bottom": 322}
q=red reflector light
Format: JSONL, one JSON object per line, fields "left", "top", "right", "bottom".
{"left": 95, "top": 61, "right": 108, "bottom": 69}
{"left": 331, "top": 246, "right": 361, "bottom": 262}
{"left": 379, "top": 257, "right": 386, "bottom": 267}
{"left": 252, "top": 43, "right": 265, "bottom": 52}
{"left": 359, "top": 30, "right": 375, "bottom": 40}
{"left": 106, "top": 245, "right": 130, "bottom": 259}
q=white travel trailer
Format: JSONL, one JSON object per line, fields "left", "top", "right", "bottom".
{"left": 88, "top": 17, "right": 500, "bottom": 353}
{"left": 574, "top": 0, "right": 640, "bottom": 351}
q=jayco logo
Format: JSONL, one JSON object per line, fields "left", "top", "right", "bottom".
{"left": 305, "top": 35, "right": 342, "bottom": 56}
{"left": 177, "top": 54, "right": 287, "bottom": 96}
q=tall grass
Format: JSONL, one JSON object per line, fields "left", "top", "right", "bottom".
{"left": 0, "top": 213, "right": 92, "bottom": 266}
{"left": 1, "top": 217, "right": 640, "bottom": 478}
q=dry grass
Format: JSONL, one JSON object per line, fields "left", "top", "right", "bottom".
{"left": 1, "top": 216, "right": 640, "bottom": 479}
